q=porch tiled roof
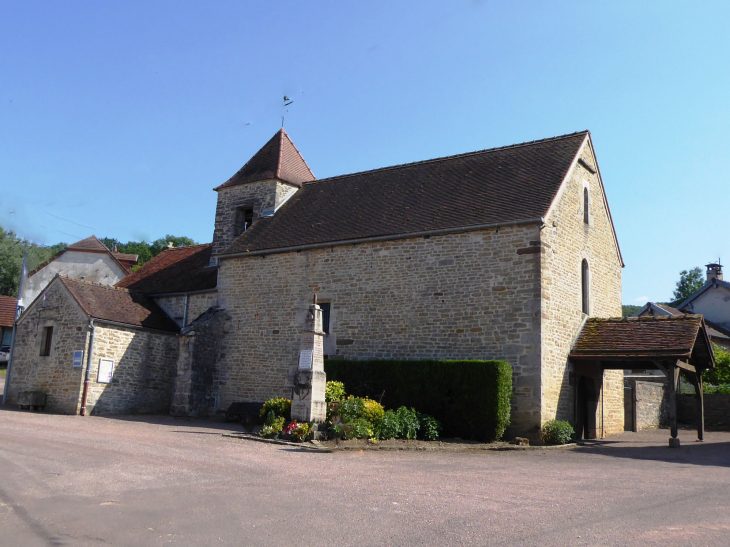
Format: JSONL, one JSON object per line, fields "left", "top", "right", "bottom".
{"left": 570, "top": 315, "right": 704, "bottom": 360}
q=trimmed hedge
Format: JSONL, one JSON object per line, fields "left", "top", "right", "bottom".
{"left": 324, "top": 359, "right": 512, "bottom": 441}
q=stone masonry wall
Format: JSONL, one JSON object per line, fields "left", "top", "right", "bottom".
{"left": 212, "top": 180, "right": 299, "bottom": 256}
{"left": 634, "top": 380, "right": 668, "bottom": 430}
{"left": 218, "top": 224, "right": 544, "bottom": 434}
{"left": 85, "top": 324, "right": 178, "bottom": 415}
{"left": 171, "top": 308, "right": 231, "bottom": 417}
{"left": 678, "top": 393, "right": 730, "bottom": 430}
{"left": 541, "top": 137, "right": 624, "bottom": 436}
{"left": 8, "top": 281, "right": 89, "bottom": 414}
{"left": 154, "top": 292, "right": 219, "bottom": 328}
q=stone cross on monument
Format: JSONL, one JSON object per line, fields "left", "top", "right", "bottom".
{"left": 291, "top": 294, "right": 327, "bottom": 423}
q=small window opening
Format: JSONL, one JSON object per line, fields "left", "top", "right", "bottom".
{"left": 320, "top": 303, "right": 331, "bottom": 334}
{"left": 40, "top": 326, "right": 53, "bottom": 356}
{"left": 581, "top": 260, "right": 590, "bottom": 315}
{"left": 233, "top": 207, "right": 254, "bottom": 237}
{"left": 583, "top": 187, "right": 589, "bottom": 224}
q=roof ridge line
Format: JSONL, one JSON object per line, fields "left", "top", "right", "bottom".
{"left": 302, "top": 130, "right": 590, "bottom": 186}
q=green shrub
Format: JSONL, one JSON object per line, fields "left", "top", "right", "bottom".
{"left": 540, "top": 420, "right": 574, "bottom": 445}
{"left": 339, "top": 396, "right": 365, "bottom": 423}
{"left": 260, "top": 397, "right": 291, "bottom": 420}
{"left": 361, "top": 398, "right": 385, "bottom": 428}
{"left": 379, "top": 410, "right": 401, "bottom": 440}
{"left": 325, "top": 359, "right": 512, "bottom": 441}
{"left": 418, "top": 413, "right": 442, "bottom": 441}
{"left": 343, "top": 418, "right": 374, "bottom": 440}
{"left": 325, "top": 381, "right": 346, "bottom": 403}
{"left": 396, "top": 407, "right": 420, "bottom": 439}
{"left": 704, "top": 384, "right": 730, "bottom": 395}
{"left": 259, "top": 415, "right": 285, "bottom": 437}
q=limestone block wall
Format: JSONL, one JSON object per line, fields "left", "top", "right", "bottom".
{"left": 84, "top": 324, "right": 178, "bottom": 415}
{"left": 7, "top": 282, "right": 89, "bottom": 414}
{"left": 212, "top": 180, "right": 299, "bottom": 256}
{"left": 218, "top": 224, "right": 544, "bottom": 434}
{"left": 678, "top": 393, "right": 730, "bottom": 429}
{"left": 540, "top": 138, "right": 624, "bottom": 435}
{"left": 154, "top": 291, "right": 218, "bottom": 327}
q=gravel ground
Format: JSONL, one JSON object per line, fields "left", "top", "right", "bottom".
{"left": 0, "top": 407, "right": 729, "bottom": 546}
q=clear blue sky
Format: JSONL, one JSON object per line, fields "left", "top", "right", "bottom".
{"left": 2, "top": 1, "right": 729, "bottom": 304}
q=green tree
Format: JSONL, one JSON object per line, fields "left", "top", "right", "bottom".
{"left": 705, "top": 345, "right": 730, "bottom": 386}
{"left": 671, "top": 267, "right": 704, "bottom": 304}
{"left": 0, "top": 227, "right": 65, "bottom": 297}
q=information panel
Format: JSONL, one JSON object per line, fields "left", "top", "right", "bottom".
{"left": 72, "top": 350, "right": 83, "bottom": 368}
{"left": 97, "top": 358, "right": 114, "bottom": 384}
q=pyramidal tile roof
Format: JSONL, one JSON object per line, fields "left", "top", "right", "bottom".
{"left": 215, "top": 129, "right": 315, "bottom": 190}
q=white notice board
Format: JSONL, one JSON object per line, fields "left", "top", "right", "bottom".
{"left": 72, "top": 350, "right": 83, "bottom": 368}
{"left": 97, "top": 358, "right": 114, "bottom": 383}
{"left": 298, "top": 349, "right": 313, "bottom": 369}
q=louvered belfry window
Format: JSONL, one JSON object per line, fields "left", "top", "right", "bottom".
{"left": 233, "top": 207, "right": 254, "bottom": 237}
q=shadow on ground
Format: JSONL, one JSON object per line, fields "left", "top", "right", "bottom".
{"left": 574, "top": 433, "right": 730, "bottom": 467}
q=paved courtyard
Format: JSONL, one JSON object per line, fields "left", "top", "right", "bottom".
{"left": 0, "top": 408, "right": 728, "bottom": 546}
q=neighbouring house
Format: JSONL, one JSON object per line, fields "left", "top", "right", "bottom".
{"left": 634, "top": 263, "right": 730, "bottom": 349}
{"left": 0, "top": 296, "right": 17, "bottom": 347}
{"left": 20, "top": 236, "right": 138, "bottom": 309}
{"left": 11, "top": 128, "right": 714, "bottom": 442}
{"left": 7, "top": 275, "right": 179, "bottom": 414}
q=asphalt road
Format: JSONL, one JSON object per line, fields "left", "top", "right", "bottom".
{"left": 0, "top": 409, "right": 728, "bottom": 546}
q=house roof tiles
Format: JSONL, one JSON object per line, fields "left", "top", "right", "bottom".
{"left": 221, "top": 131, "right": 589, "bottom": 256}
{"left": 115, "top": 244, "right": 217, "bottom": 295}
{"left": 0, "top": 296, "right": 17, "bottom": 328}
{"left": 215, "top": 129, "right": 315, "bottom": 190}
{"left": 59, "top": 276, "right": 179, "bottom": 332}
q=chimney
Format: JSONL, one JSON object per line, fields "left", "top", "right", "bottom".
{"left": 706, "top": 261, "right": 723, "bottom": 282}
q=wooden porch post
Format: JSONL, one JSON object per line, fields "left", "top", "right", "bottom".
{"left": 695, "top": 370, "right": 704, "bottom": 442}
{"left": 668, "top": 364, "right": 680, "bottom": 448}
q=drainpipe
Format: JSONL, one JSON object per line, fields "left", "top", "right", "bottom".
{"left": 182, "top": 294, "right": 189, "bottom": 327}
{"left": 80, "top": 319, "right": 95, "bottom": 416}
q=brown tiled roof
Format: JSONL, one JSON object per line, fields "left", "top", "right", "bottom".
{"left": 215, "top": 129, "right": 315, "bottom": 190}
{"left": 0, "top": 296, "right": 17, "bottom": 328}
{"left": 115, "top": 244, "right": 217, "bottom": 295}
{"left": 705, "top": 320, "right": 730, "bottom": 341}
{"left": 221, "top": 131, "right": 589, "bottom": 256}
{"left": 570, "top": 315, "right": 705, "bottom": 360}
{"left": 58, "top": 276, "right": 179, "bottom": 332}
{"left": 67, "top": 235, "right": 109, "bottom": 252}
{"left": 113, "top": 252, "right": 138, "bottom": 262}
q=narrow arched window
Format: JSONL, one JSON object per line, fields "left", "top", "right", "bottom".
{"left": 583, "top": 187, "right": 589, "bottom": 224}
{"left": 581, "top": 259, "right": 590, "bottom": 314}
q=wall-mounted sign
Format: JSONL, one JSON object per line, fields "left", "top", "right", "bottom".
{"left": 298, "top": 349, "right": 313, "bottom": 370}
{"left": 72, "top": 350, "right": 83, "bottom": 368}
{"left": 97, "top": 358, "right": 114, "bottom": 384}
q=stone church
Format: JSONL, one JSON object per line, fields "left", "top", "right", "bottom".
{"left": 8, "top": 128, "right": 630, "bottom": 438}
